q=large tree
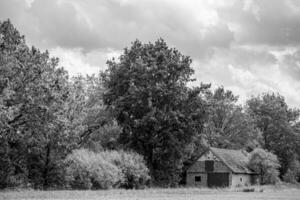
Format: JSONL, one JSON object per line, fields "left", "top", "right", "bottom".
{"left": 202, "top": 87, "right": 261, "bottom": 150}
{"left": 246, "top": 93, "right": 300, "bottom": 177}
{"left": 0, "top": 20, "right": 75, "bottom": 188}
{"left": 102, "top": 39, "right": 209, "bottom": 185}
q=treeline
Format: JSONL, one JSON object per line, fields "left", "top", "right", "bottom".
{"left": 0, "top": 20, "right": 299, "bottom": 189}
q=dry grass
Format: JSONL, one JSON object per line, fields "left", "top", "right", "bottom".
{"left": 1, "top": 185, "right": 300, "bottom": 200}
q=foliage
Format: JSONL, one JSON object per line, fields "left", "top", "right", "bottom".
{"left": 247, "top": 148, "right": 281, "bottom": 184}
{"left": 246, "top": 93, "right": 300, "bottom": 176}
{"left": 83, "top": 122, "right": 122, "bottom": 152}
{"left": 64, "top": 149, "right": 149, "bottom": 189}
{"left": 67, "top": 74, "right": 113, "bottom": 147}
{"left": 102, "top": 39, "right": 209, "bottom": 185}
{"left": 283, "top": 159, "right": 300, "bottom": 184}
{"left": 202, "top": 87, "right": 261, "bottom": 150}
{"left": 65, "top": 149, "right": 123, "bottom": 189}
{"left": 0, "top": 19, "right": 75, "bottom": 189}
{"left": 100, "top": 150, "right": 150, "bottom": 189}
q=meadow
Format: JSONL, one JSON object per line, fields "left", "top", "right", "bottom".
{"left": 1, "top": 186, "right": 300, "bottom": 200}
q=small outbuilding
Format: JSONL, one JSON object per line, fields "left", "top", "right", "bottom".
{"left": 186, "top": 147, "right": 259, "bottom": 187}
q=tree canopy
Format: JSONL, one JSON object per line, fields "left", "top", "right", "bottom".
{"left": 247, "top": 93, "right": 300, "bottom": 177}
{"left": 102, "top": 39, "right": 209, "bottom": 185}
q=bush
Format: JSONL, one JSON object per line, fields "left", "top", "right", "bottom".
{"left": 100, "top": 150, "right": 150, "bottom": 189}
{"left": 65, "top": 149, "right": 123, "bottom": 189}
{"left": 247, "top": 148, "right": 281, "bottom": 184}
{"left": 64, "top": 149, "right": 150, "bottom": 189}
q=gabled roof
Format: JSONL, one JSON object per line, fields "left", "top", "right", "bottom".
{"left": 210, "top": 147, "right": 255, "bottom": 174}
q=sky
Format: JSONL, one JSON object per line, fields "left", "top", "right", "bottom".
{"left": 0, "top": 0, "right": 300, "bottom": 108}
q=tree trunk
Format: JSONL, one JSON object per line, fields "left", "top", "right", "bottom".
{"left": 146, "top": 146, "right": 155, "bottom": 185}
{"left": 43, "top": 144, "right": 51, "bottom": 189}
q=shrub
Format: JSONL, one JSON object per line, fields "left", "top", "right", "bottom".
{"left": 65, "top": 149, "right": 123, "bottom": 189}
{"left": 100, "top": 150, "right": 150, "bottom": 189}
{"left": 64, "top": 149, "right": 150, "bottom": 189}
{"left": 247, "top": 148, "right": 281, "bottom": 184}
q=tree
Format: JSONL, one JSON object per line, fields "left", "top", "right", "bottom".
{"left": 102, "top": 39, "right": 209, "bottom": 186}
{"left": 246, "top": 93, "right": 300, "bottom": 176}
{"left": 202, "top": 87, "right": 261, "bottom": 150}
{"left": 248, "top": 148, "right": 280, "bottom": 184}
{"left": 0, "top": 19, "right": 75, "bottom": 188}
{"left": 66, "top": 74, "right": 118, "bottom": 152}
{"left": 283, "top": 159, "right": 300, "bottom": 183}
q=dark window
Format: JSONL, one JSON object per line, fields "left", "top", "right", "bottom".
{"left": 205, "top": 160, "right": 214, "bottom": 172}
{"left": 195, "top": 176, "right": 201, "bottom": 182}
{"left": 240, "top": 178, "right": 242, "bottom": 182}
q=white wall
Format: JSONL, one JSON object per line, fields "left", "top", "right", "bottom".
{"left": 231, "top": 174, "right": 252, "bottom": 187}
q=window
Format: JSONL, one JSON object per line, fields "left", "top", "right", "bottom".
{"left": 240, "top": 178, "right": 243, "bottom": 182}
{"left": 195, "top": 176, "right": 201, "bottom": 182}
{"left": 205, "top": 160, "right": 214, "bottom": 172}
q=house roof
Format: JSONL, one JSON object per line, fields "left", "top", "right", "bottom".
{"left": 210, "top": 147, "right": 255, "bottom": 174}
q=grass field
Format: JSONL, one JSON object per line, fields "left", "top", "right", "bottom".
{"left": 1, "top": 186, "right": 300, "bottom": 200}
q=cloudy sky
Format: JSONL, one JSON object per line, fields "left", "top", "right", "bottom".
{"left": 1, "top": 0, "right": 300, "bottom": 107}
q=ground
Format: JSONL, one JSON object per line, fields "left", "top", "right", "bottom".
{"left": 1, "top": 186, "right": 300, "bottom": 200}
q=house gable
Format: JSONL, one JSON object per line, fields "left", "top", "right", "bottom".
{"left": 187, "top": 150, "right": 231, "bottom": 173}
{"left": 197, "top": 150, "right": 220, "bottom": 161}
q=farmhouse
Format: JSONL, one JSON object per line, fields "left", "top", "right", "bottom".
{"left": 186, "top": 147, "right": 259, "bottom": 187}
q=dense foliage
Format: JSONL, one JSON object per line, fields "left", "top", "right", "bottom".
{"left": 102, "top": 39, "right": 209, "bottom": 185}
{"left": 202, "top": 87, "right": 261, "bottom": 150}
{"left": 247, "top": 148, "right": 281, "bottom": 184}
{"left": 246, "top": 93, "right": 300, "bottom": 178}
{"left": 0, "top": 20, "right": 300, "bottom": 189}
{"left": 65, "top": 149, "right": 149, "bottom": 189}
{"left": 0, "top": 20, "right": 73, "bottom": 189}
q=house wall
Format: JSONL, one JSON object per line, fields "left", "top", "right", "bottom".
{"left": 186, "top": 172, "right": 207, "bottom": 187}
{"left": 231, "top": 174, "right": 252, "bottom": 187}
{"left": 187, "top": 160, "right": 232, "bottom": 187}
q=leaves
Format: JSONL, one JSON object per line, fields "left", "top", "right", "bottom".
{"left": 0, "top": 20, "right": 75, "bottom": 188}
{"left": 102, "top": 39, "right": 208, "bottom": 185}
{"left": 202, "top": 87, "right": 261, "bottom": 150}
{"left": 246, "top": 93, "right": 300, "bottom": 176}
{"left": 248, "top": 148, "right": 281, "bottom": 184}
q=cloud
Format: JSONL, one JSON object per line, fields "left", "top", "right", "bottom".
{"left": 192, "top": 46, "right": 300, "bottom": 108}
{"left": 280, "top": 50, "right": 300, "bottom": 81}
{"left": 218, "top": 0, "right": 300, "bottom": 46}
{"left": 1, "top": 0, "right": 235, "bottom": 55}
{"left": 50, "top": 47, "right": 121, "bottom": 76}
